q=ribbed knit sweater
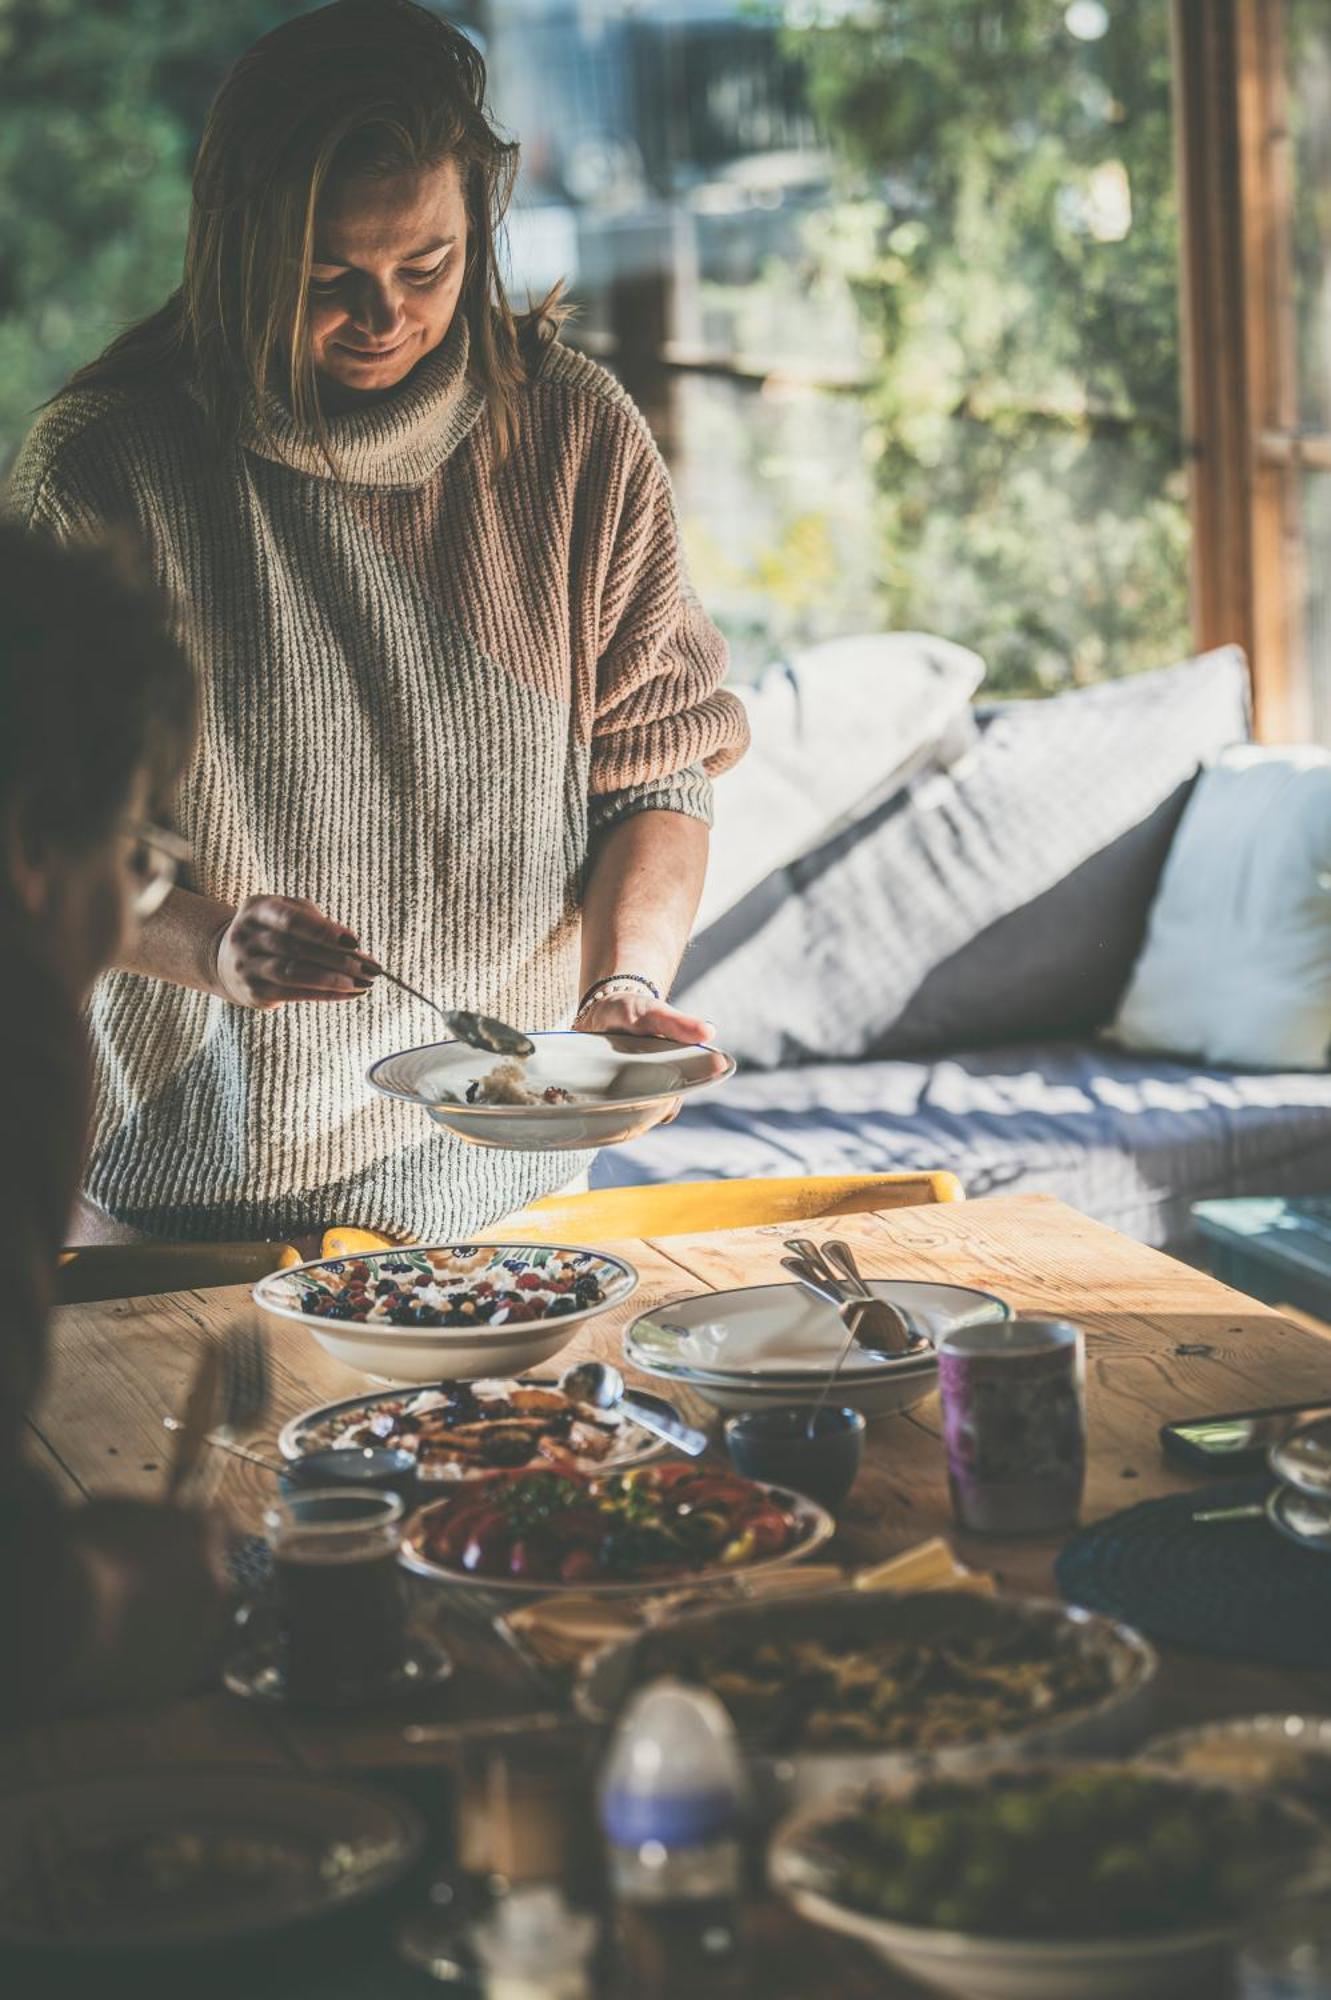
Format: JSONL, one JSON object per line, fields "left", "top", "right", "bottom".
{"left": 9, "top": 318, "right": 747, "bottom": 1239}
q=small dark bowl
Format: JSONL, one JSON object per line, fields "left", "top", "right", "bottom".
{"left": 282, "top": 1446, "right": 418, "bottom": 1507}
{"left": 724, "top": 1405, "right": 865, "bottom": 1513}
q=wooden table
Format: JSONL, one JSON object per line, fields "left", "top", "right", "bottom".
{"left": 13, "top": 1192, "right": 1331, "bottom": 1994}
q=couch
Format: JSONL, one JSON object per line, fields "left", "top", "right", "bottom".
{"left": 593, "top": 647, "right": 1331, "bottom": 1256}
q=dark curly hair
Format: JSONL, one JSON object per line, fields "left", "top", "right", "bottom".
{"left": 0, "top": 524, "right": 195, "bottom": 851}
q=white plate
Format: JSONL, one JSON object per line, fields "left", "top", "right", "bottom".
{"left": 627, "top": 1281, "right": 1009, "bottom": 1380}
{"left": 399, "top": 1479, "right": 835, "bottom": 1598}
{"left": 254, "top": 1242, "right": 637, "bottom": 1384}
{"left": 0, "top": 1770, "right": 423, "bottom": 1952}
{"left": 279, "top": 1377, "right": 664, "bottom": 1481}
{"left": 367, "top": 1030, "right": 735, "bottom": 1151}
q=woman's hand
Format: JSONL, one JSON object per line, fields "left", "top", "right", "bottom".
{"left": 214, "top": 895, "right": 374, "bottom": 1010}
{"left": 575, "top": 988, "right": 715, "bottom": 1045}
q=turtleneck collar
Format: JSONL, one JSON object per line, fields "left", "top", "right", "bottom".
{"left": 236, "top": 315, "right": 484, "bottom": 487}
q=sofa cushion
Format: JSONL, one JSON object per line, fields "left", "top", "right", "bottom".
{"left": 695, "top": 630, "right": 985, "bottom": 932}
{"left": 591, "top": 1041, "right": 1331, "bottom": 1254}
{"left": 682, "top": 648, "right": 1252, "bottom": 1068}
{"left": 1110, "top": 746, "right": 1331, "bottom": 1070}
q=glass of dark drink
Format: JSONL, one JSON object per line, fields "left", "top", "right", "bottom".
{"left": 263, "top": 1487, "right": 409, "bottom": 1704}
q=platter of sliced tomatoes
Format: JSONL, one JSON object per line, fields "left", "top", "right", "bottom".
{"left": 398, "top": 1460, "right": 835, "bottom": 1595}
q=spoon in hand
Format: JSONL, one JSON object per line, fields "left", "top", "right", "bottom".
{"left": 364, "top": 962, "right": 534, "bottom": 1058}
{"left": 559, "top": 1360, "right": 710, "bottom": 1457}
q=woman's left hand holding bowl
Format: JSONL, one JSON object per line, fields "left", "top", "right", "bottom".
{"left": 574, "top": 988, "right": 714, "bottom": 1047}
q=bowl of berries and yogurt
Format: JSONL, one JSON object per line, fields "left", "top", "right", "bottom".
{"left": 253, "top": 1243, "right": 638, "bottom": 1383}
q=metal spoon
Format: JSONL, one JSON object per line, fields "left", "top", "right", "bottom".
{"left": 780, "top": 1259, "right": 898, "bottom": 1359}
{"left": 803, "top": 1301, "right": 872, "bottom": 1441}
{"left": 558, "top": 1360, "right": 710, "bottom": 1457}
{"left": 365, "top": 962, "right": 534, "bottom": 1058}
{"left": 781, "top": 1251, "right": 915, "bottom": 1357}
{"left": 783, "top": 1232, "right": 907, "bottom": 1360}
{"left": 823, "top": 1237, "right": 913, "bottom": 1356}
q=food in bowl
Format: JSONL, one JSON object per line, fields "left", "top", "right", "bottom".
{"left": 289, "top": 1246, "right": 609, "bottom": 1328}
{"left": 465, "top": 1058, "right": 579, "bottom": 1106}
{"left": 289, "top": 1380, "right": 656, "bottom": 1480}
{"left": 410, "top": 1462, "right": 806, "bottom": 1586}
{"left": 793, "top": 1766, "right": 1316, "bottom": 1939}
{"left": 676, "top": 1610, "right": 1120, "bottom": 1753}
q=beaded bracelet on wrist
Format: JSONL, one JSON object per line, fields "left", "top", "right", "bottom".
{"left": 575, "top": 971, "right": 662, "bottom": 1019}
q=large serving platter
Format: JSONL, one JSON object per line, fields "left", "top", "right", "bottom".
{"left": 399, "top": 1477, "right": 835, "bottom": 1599}
{"left": 625, "top": 1280, "right": 1010, "bottom": 1415}
{"left": 367, "top": 1030, "right": 735, "bottom": 1151}
{"left": 0, "top": 1770, "right": 423, "bottom": 1954}
{"left": 278, "top": 1377, "right": 665, "bottom": 1483}
{"left": 578, "top": 1587, "right": 1157, "bottom": 1818}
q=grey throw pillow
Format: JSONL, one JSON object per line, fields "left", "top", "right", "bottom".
{"left": 679, "top": 648, "right": 1252, "bottom": 1068}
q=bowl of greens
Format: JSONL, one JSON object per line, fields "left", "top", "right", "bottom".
{"left": 771, "top": 1762, "right": 1330, "bottom": 2000}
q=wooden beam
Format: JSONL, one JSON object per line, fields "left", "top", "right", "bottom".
{"left": 1172, "top": 0, "right": 1254, "bottom": 679}
{"left": 1236, "top": 0, "right": 1305, "bottom": 737}
{"left": 1173, "top": 0, "right": 1302, "bottom": 738}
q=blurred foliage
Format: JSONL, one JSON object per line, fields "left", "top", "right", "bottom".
{"left": 0, "top": 0, "right": 314, "bottom": 470}
{"left": 781, "top": 0, "right": 1192, "bottom": 692}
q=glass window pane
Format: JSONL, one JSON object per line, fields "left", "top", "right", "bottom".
{"left": 493, "top": 0, "right": 1189, "bottom": 692}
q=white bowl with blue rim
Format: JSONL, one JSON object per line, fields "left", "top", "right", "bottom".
{"left": 625, "top": 1281, "right": 1011, "bottom": 1417}
{"left": 366, "top": 1030, "right": 735, "bottom": 1151}
{"left": 253, "top": 1243, "right": 638, "bottom": 1383}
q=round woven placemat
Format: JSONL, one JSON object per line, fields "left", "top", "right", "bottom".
{"left": 1055, "top": 1477, "right": 1331, "bottom": 1669}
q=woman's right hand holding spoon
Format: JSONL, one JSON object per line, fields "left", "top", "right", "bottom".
{"left": 213, "top": 894, "right": 375, "bottom": 1009}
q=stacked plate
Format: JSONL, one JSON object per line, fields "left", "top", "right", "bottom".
{"left": 625, "top": 1281, "right": 1011, "bottom": 1417}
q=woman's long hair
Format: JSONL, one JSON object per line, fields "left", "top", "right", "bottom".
{"left": 60, "top": 0, "right": 562, "bottom": 464}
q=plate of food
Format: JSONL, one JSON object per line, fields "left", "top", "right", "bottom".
{"left": 279, "top": 1376, "right": 664, "bottom": 1483}
{"left": 578, "top": 1589, "right": 1157, "bottom": 1815}
{"left": 771, "top": 1762, "right": 1329, "bottom": 2000}
{"left": 399, "top": 1461, "right": 833, "bottom": 1596}
{"left": 366, "top": 1030, "right": 735, "bottom": 1151}
{"left": 0, "top": 1770, "right": 423, "bottom": 1954}
{"left": 253, "top": 1243, "right": 637, "bottom": 1382}
{"left": 625, "top": 1281, "right": 1010, "bottom": 1416}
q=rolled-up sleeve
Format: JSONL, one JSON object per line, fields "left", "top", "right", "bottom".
{"left": 589, "top": 447, "right": 748, "bottom": 837}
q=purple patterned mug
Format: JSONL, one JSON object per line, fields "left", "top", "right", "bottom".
{"left": 938, "top": 1317, "right": 1086, "bottom": 1535}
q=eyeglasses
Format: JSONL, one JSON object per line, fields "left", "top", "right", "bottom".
{"left": 124, "top": 821, "right": 191, "bottom": 919}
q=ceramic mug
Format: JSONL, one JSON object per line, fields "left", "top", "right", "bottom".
{"left": 938, "top": 1317, "right": 1086, "bottom": 1535}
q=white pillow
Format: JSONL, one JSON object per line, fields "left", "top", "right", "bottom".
{"left": 697, "top": 631, "right": 985, "bottom": 929}
{"left": 1109, "top": 745, "right": 1331, "bottom": 1069}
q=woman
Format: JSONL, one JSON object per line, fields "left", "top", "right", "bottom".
{"left": 11, "top": 0, "right": 746, "bottom": 1244}
{"left": 0, "top": 523, "right": 224, "bottom": 1712}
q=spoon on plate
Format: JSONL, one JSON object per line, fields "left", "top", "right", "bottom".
{"left": 363, "top": 962, "right": 534, "bottom": 1058}
{"left": 559, "top": 1360, "right": 709, "bottom": 1457}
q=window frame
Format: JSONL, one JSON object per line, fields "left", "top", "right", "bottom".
{"left": 1173, "top": 0, "right": 1314, "bottom": 737}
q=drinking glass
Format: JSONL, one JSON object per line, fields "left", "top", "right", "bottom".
{"left": 938, "top": 1317, "right": 1086, "bottom": 1535}
{"left": 263, "top": 1487, "right": 408, "bottom": 1702}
